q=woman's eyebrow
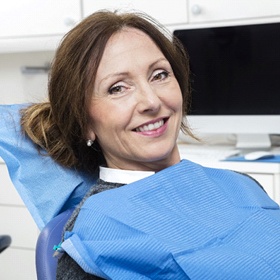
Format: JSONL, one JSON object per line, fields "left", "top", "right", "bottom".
{"left": 100, "top": 57, "right": 169, "bottom": 84}
{"left": 148, "top": 57, "right": 169, "bottom": 70}
{"left": 100, "top": 72, "right": 129, "bottom": 84}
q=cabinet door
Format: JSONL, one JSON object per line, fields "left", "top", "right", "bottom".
{"left": 0, "top": 248, "right": 36, "bottom": 280}
{"left": 189, "top": 0, "right": 280, "bottom": 23}
{"left": 0, "top": 0, "right": 81, "bottom": 39}
{"left": 82, "top": 0, "right": 188, "bottom": 25}
{"left": 0, "top": 206, "right": 38, "bottom": 249}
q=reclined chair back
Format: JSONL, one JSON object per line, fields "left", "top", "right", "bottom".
{"left": 36, "top": 208, "right": 74, "bottom": 280}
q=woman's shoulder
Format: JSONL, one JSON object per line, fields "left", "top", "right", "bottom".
{"left": 64, "top": 179, "right": 124, "bottom": 232}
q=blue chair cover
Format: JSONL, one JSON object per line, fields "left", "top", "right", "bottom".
{"left": 0, "top": 104, "right": 96, "bottom": 229}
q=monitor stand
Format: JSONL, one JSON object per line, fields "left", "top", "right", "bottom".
{"left": 236, "top": 134, "right": 271, "bottom": 150}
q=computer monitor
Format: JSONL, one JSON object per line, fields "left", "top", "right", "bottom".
{"left": 173, "top": 21, "right": 280, "bottom": 149}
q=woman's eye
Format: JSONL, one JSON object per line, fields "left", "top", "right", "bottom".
{"left": 108, "top": 85, "right": 124, "bottom": 95}
{"left": 152, "top": 70, "right": 169, "bottom": 81}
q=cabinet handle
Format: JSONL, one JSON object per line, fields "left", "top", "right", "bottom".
{"left": 21, "top": 64, "right": 51, "bottom": 74}
{"left": 191, "top": 4, "right": 202, "bottom": 15}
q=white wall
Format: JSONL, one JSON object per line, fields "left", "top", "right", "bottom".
{"left": 0, "top": 51, "right": 54, "bottom": 104}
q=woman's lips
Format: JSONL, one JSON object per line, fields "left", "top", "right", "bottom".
{"left": 134, "top": 118, "right": 169, "bottom": 136}
{"left": 135, "top": 119, "right": 165, "bottom": 132}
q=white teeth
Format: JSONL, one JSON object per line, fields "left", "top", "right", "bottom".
{"left": 136, "top": 120, "right": 164, "bottom": 132}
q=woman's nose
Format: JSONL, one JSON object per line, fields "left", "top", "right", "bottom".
{"left": 136, "top": 83, "right": 161, "bottom": 113}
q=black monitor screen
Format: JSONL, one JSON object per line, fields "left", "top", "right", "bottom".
{"left": 174, "top": 22, "right": 280, "bottom": 115}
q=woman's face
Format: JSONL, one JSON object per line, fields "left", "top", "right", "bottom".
{"left": 87, "top": 28, "right": 183, "bottom": 171}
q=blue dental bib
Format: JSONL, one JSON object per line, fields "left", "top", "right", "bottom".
{"left": 62, "top": 160, "right": 280, "bottom": 279}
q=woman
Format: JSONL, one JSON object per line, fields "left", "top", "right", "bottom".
{"left": 21, "top": 11, "right": 280, "bottom": 280}
{"left": 21, "top": 10, "right": 192, "bottom": 175}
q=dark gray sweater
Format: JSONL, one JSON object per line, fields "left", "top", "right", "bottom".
{"left": 56, "top": 179, "right": 124, "bottom": 280}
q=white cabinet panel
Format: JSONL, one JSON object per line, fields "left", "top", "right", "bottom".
{"left": 82, "top": 0, "right": 188, "bottom": 25}
{"left": 189, "top": 0, "right": 280, "bottom": 24}
{"left": 0, "top": 0, "right": 81, "bottom": 38}
{"left": 0, "top": 248, "right": 36, "bottom": 280}
{"left": 0, "top": 206, "right": 38, "bottom": 249}
{"left": 0, "top": 160, "right": 38, "bottom": 279}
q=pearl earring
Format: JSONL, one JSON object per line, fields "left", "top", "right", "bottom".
{"left": 86, "top": 139, "right": 94, "bottom": 147}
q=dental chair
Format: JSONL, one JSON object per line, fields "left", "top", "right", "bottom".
{"left": 35, "top": 208, "right": 74, "bottom": 280}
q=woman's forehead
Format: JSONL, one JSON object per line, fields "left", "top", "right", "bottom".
{"left": 99, "top": 28, "right": 164, "bottom": 69}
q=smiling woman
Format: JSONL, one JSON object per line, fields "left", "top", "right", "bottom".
{"left": 19, "top": 10, "right": 280, "bottom": 280}
{"left": 20, "top": 10, "right": 193, "bottom": 174}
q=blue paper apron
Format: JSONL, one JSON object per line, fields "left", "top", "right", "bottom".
{"left": 62, "top": 160, "right": 280, "bottom": 279}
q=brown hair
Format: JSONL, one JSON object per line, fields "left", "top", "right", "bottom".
{"left": 21, "top": 10, "right": 193, "bottom": 173}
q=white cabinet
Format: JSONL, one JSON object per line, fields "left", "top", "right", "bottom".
{"left": 0, "top": 248, "right": 36, "bottom": 280}
{"left": 0, "top": 0, "right": 81, "bottom": 53}
{"left": 0, "top": 159, "right": 38, "bottom": 280}
{"left": 2, "top": 0, "right": 280, "bottom": 53}
{"left": 188, "top": 0, "right": 280, "bottom": 24}
{"left": 82, "top": 0, "right": 188, "bottom": 25}
{"left": 0, "top": 0, "right": 81, "bottom": 38}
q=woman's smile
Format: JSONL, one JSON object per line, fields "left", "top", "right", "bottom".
{"left": 134, "top": 117, "right": 168, "bottom": 136}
